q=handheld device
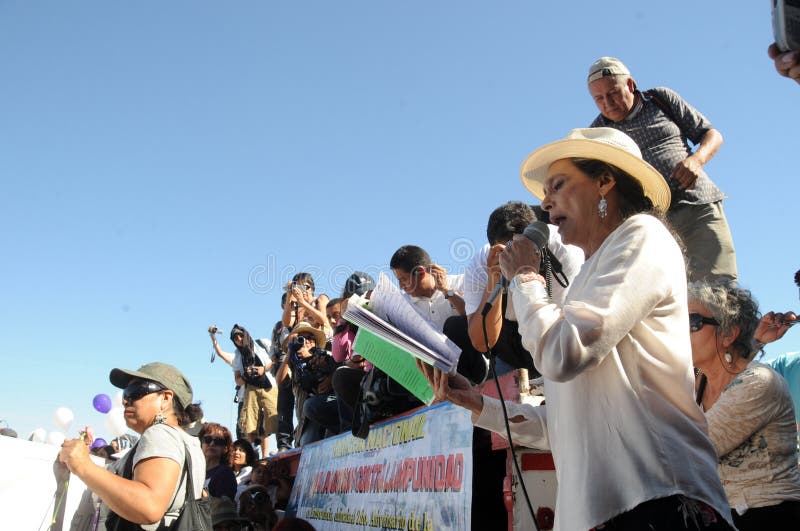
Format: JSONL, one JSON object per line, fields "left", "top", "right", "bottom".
{"left": 773, "top": 0, "right": 800, "bottom": 51}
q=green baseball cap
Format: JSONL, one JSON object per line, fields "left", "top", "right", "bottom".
{"left": 110, "top": 362, "right": 193, "bottom": 407}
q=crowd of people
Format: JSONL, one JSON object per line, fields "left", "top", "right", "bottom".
{"left": 1, "top": 49, "right": 790, "bottom": 530}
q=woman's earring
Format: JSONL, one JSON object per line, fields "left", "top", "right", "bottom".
{"left": 598, "top": 196, "right": 608, "bottom": 219}
{"left": 153, "top": 412, "right": 167, "bottom": 425}
{"left": 724, "top": 352, "right": 733, "bottom": 365}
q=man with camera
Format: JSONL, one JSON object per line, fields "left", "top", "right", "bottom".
{"left": 276, "top": 322, "right": 340, "bottom": 446}
{"left": 211, "top": 324, "right": 278, "bottom": 457}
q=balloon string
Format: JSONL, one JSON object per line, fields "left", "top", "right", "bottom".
{"left": 49, "top": 478, "right": 69, "bottom": 529}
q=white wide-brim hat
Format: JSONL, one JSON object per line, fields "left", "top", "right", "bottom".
{"left": 520, "top": 127, "right": 670, "bottom": 213}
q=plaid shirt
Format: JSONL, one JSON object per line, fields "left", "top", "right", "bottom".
{"left": 591, "top": 87, "right": 726, "bottom": 207}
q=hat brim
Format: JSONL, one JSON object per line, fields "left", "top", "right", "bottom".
{"left": 520, "top": 137, "right": 670, "bottom": 213}
{"left": 282, "top": 323, "right": 327, "bottom": 348}
{"left": 110, "top": 368, "right": 157, "bottom": 389}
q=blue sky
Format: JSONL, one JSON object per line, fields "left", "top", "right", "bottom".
{"left": 1, "top": 1, "right": 798, "bottom": 441}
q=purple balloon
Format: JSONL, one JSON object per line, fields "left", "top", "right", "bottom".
{"left": 92, "top": 394, "right": 112, "bottom": 414}
{"left": 90, "top": 438, "right": 107, "bottom": 449}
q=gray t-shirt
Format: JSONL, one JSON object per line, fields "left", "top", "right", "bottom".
{"left": 111, "top": 424, "right": 205, "bottom": 530}
{"left": 590, "top": 86, "right": 726, "bottom": 207}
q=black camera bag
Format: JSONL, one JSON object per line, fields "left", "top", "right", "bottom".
{"left": 351, "top": 367, "right": 423, "bottom": 439}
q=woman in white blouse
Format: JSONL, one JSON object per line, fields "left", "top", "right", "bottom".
{"left": 689, "top": 280, "right": 800, "bottom": 529}
{"left": 419, "top": 128, "right": 733, "bottom": 530}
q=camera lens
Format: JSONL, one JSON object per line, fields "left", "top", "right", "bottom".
{"left": 295, "top": 336, "right": 306, "bottom": 346}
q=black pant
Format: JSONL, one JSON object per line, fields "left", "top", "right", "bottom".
{"left": 731, "top": 500, "right": 800, "bottom": 530}
{"left": 599, "top": 495, "right": 734, "bottom": 530}
{"left": 332, "top": 365, "right": 364, "bottom": 432}
{"left": 275, "top": 379, "right": 295, "bottom": 450}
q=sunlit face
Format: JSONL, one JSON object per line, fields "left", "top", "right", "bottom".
{"left": 122, "top": 378, "right": 169, "bottom": 434}
{"left": 392, "top": 267, "right": 432, "bottom": 297}
{"left": 201, "top": 429, "right": 226, "bottom": 462}
{"left": 687, "top": 300, "right": 721, "bottom": 367}
{"left": 588, "top": 76, "right": 636, "bottom": 122}
{"left": 232, "top": 333, "right": 245, "bottom": 348}
{"left": 232, "top": 444, "right": 248, "bottom": 467}
{"left": 326, "top": 302, "right": 342, "bottom": 329}
{"left": 541, "top": 159, "right": 605, "bottom": 251}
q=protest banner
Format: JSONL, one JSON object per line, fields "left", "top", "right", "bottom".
{"left": 0, "top": 435, "right": 96, "bottom": 530}
{"left": 286, "top": 402, "right": 473, "bottom": 531}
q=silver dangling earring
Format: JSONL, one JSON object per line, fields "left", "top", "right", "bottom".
{"left": 598, "top": 196, "right": 608, "bottom": 219}
{"left": 153, "top": 412, "right": 167, "bottom": 425}
{"left": 724, "top": 352, "right": 733, "bottom": 365}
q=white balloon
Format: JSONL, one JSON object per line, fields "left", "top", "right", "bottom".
{"left": 29, "top": 428, "right": 47, "bottom": 443}
{"left": 104, "top": 407, "right": 128, "bottom": 437}
{"left": 46, "top": 431, "right": 66, "bottom": 446}
{"left": 113, "top": 390, "right": 124, "bottom": 408}
{"left": 53, "top": 407, "right": 74, "bottom": 432}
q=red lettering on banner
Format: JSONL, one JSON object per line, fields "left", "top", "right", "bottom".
{"left": 449, "top": 454, "right": 463, "bottom": 491}
{"left": 423, "top": 456, "right": 434, "bottom": 490}
{"left": 402, "top": 458, "right": 415, "bottom": 491}
{"left": 434, "top": 455, "right": 446, "bottom": 491}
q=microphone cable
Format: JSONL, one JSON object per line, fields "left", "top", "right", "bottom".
{"left": 481, "top": 305, "right": 541, "bottom": 531}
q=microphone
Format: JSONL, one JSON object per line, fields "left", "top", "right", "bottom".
{"left": 481, "top": 221, "right": 550, "bottom": 316}
{"left": 522, "top": 221, "right": 550, "bottom": 251}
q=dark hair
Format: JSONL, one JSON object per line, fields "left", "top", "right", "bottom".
{"left": 486, "top": 201, "right": 536, "bottom": 244}
{"left": 232, "top": 438, "right": 256, "bottom": 468}
{"left": 570, "top": 158, "right": 654, "bottom": 219}
{"left": 687, "top": 280, "right": 761, "bottom": 361}
{"left": 230, "top": 324, "right": 256, "bottom": 364}
{"left": 389, "top": 245, "right": 431, "bottom": 273}
{"left": 171, "top": 396, "right": 203, "bottom": 427}
{"left": 273, "top": 517, "right": 317, "bottom": 531}
{"left": 198, "top": 422, "right": 235, "bottom": 466}
{"left": 326, "top": 297, "right": 343, "bottom": 310}
{"left": 281, "top": 291, "right": 288, "bottom": 309}
{"left": 292, "top": 272, "right": 315, "bottom": 293}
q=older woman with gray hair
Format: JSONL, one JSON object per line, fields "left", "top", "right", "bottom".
{"left": 689, "top": 280, "right": 800, "bottom": 529}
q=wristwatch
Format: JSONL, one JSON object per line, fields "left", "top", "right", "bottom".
{"left": 444, "top": 289, "right": 456, "bottom": 299}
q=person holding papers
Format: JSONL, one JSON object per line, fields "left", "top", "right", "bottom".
{"left": 418, "top": 128, "right": 734, "bottom": 530}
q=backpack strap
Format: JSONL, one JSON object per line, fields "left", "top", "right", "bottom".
{"left": 644, "top": 89, "right": 680, "bottom": 126}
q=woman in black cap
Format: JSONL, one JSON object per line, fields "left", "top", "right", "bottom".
{"left": 59, "top": 362, "right": 206, "bottom": 529}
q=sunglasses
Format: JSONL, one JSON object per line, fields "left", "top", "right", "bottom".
{"left": 122, "top": 381, "right": 166, "bottom": 403}
{"left": 244, "top": 490, "right": 269, "bottom": 505}
{"left": 689, "top": 313, "right": 719, "bottom": 333}
{"left": 202, "top": 435, "right": 227, "bottom": 446}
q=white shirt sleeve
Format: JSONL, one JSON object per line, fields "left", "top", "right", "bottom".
{"left": 232, "top": 349, "right": 244, "bottom": 373}
{"left": 510, "top": 215, "right": 677, "bottom": 382}
{"left": 463, "top": 244, "right": 490, "bottom": 316}
{"left": 473, "top": 396, "right": 550, "bottom": 450}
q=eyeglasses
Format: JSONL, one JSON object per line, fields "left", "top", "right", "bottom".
{"left": 689, "top": 313, "right": 719, "bottom": 333}
{"left": 122, "top": 381, "right": 166, "bottom": 403}
{"left": 202, "top": 435, "right": 227, "bottom": 446}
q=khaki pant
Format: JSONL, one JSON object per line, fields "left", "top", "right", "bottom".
{"left": 239, "top": 384, "right": 279, "bottom": 436}
{"left": 668, "top": 201, "right": 737, "bottom": 283}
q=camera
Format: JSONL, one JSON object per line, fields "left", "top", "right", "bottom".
{"left": 208, "top": 325, "right": 219, "bottom": 334}
{"left": 286, "top": 282, "right": 308, "bottom": 292}
{"left": 246, "top": 366, "right": 260, "bottom": 378}
{"left": 293, "top": 336, "right": 306, "bottom": 348}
